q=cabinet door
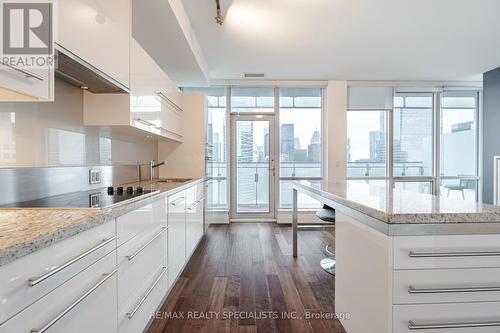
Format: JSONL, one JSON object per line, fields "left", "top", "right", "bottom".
{"left": 0, "top": 251, "right": 117, "bottom": 333}
{"left": 55, "top": 0, "right": 130, "bottom": 88}
{"left": 0, "top": 65, "right": 52, "bottom": 101}
{"left": 0, "top": 221, "right": 115, "bottom": 324}
{"left": 167, "top": 191, "right": 186, "bottom": 285}
{"left": 161, "top": 101, "right": 183, "bottom": 138}
{"left": 186, "top": 189, "right": 204, "bottom": 258}
{"left": 117, "top": 200, "right": 165, "bottom": 247}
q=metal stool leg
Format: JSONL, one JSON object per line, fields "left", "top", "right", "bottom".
{"left": 320, "top": 244, "right": 335, "bottom": 275}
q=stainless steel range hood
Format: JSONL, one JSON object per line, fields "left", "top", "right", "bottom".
{"left": 55, "top": 44, "right": 129, "bottom": 94}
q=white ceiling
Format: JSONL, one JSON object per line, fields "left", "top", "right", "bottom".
{"left": 181, "top": 0, "right": 500, "bottom": 82}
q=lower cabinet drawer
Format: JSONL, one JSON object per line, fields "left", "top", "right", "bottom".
{"left": 0, "top": 250, "right": 117, "bottom": 333}
{"left": 0, "top": 221, "right": 116, "bottom": 325}
{"left": 117, "top": 225, "right": 168, "bottom": 310}
{"left": 393, "top": 235, "right": 500, "bottom": 270}
{"left": 118, "top": 266, "right": 168, "bottom": 333}
{"left": 394, "top": 302, "right": 500, "bottom": 333}
{"left": 117, "top": 200, "right": 164, "bottom": 247}
{"left": 394, "top": 268, "right": 500, "bottom": 305}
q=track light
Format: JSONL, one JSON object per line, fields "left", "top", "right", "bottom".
{"left": 215, "top": 0, "right": 224, "bottom": 25}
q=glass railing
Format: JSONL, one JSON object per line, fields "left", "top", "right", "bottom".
{"left": 347, "top": 161, "right": 429, "bottom": 177}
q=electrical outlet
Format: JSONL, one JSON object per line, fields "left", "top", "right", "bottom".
{"left": 89, "top": 169, "right": 101, "bottom": 184}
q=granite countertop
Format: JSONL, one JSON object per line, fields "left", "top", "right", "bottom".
{"left": 0, "top": 178, "right": 204, "bottom": 267}
{"left": 293, "top": 180, "right": 500, "bottom": 224}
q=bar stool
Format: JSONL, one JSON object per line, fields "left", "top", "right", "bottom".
{"left": 316, "top": 205, "right": 336, "bottom": 275}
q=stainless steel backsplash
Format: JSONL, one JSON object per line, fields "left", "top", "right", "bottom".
{"left": 0, "top": 164, "right": 152, "bottom": 205}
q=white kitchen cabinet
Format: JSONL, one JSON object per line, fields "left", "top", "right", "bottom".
{"left": 118, "top": 266, "right": 168, "bottom": 333}
{"left": 0, "top": 221, "right": 115, "bottom": 325}
{"left": 117, "top": 226, "right": 167, "bottom": 306}
{"left": 115, "top": 196, "right": 169, "bottom": 333}
{"left": 394, "top": 301, "right": 500, "bottom": 333}
{"left": 167, "top": 190, "right": 187, "bottom": 284}
{"left": 117, "top": 227, "right": 168, "bottom": 333}
{"left": 394, "top": 267, "right": 500, "bottom": 305}
{"left": 185, "top": 186, "right": 204, "bottom": 258}
{"left": 394, "top": 234, "right": 500, "bottom": 269}
{"left": 337, "top": 211, "right": 500, "bottom": 333}
{"left": 116, "top": 199, "right": 165, "bottom": 247}
{"left": 83, "top": 39, "right": 185, "bottom": 142}
{"left": 54, "top": 0, "right": 130, "bottom": 88}
{"left": 0, "top": 66, "right": 53, "bottom": 101}
{"left": 0, "top": 250, "right": 118, "bottom": 333}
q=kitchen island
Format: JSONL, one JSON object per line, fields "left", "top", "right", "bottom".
{"left": 292, "top": 180, "right": 500, "bottom": 333}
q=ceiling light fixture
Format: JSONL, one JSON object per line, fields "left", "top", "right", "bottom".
{"left": 215, "top": 0, "right": 224, "bottom": 25}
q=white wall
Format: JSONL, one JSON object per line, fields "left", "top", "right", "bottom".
{"left": 325, "top": 80, "right": 348, "bottom": 182}
{"left": 157, "top": 92, "right": 206, "bottom": 178}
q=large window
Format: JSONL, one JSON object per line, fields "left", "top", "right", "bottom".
{"left": 347, "top": 110, "right": 388, "bottom": 177}
{"left": 183, "top": 87, "right": 228, "bottom": 210}
{"left": 279, "top": 88, "right": 322, "bottom": 209}
{"left": 439, "top": 91, "right": 479, "bottom": 201}
{"left": 393, "top": 93, "right": 434, "bottom": 177}
{"left": 347, "top": 88, "right": 480, "bottom": 201}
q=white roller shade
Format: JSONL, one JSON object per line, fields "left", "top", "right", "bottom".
{"left": 347, "top": 86, "right": 393, "bottom": 110}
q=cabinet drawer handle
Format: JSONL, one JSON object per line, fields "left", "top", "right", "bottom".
{"left": 126, "top": 227, "right": 167, "bottom": 261}
{"left": 1, "top": 61, "right": 44, "bottom": 81}
{"left": 408, "top": 250, "right": 500, "bottom": 258}
{"left": 30, "top": 269, "right": 117, "bottom": 333}
{"left": 408, "top": 320, "right": 500, "bottom": 330}
{"left": 156, "top": 92, "right": 183, "bottom": 113}
{"left": 186, "top": 197, "right": 205, "bottom": 211}
{"left": 408, "top": 285, "right": 500, "bottom": 294}
{"left": 135, "top": 117, "right": 156, "bottom": 127}
{"left": 170, "top": 196, "right": 185, "bottom": 206}
{"left": 29, "top": 236, "right": 116, "bottom": 287}
{"left": 127, "top": 266, "right": 168, "bottom": 319}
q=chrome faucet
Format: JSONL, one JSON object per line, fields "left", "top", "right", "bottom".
{"left": 150, "top": 160, "right": 165, "bottom": 181}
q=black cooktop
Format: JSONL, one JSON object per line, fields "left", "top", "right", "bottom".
{"left": 0, "top": 186, "right": 158, "bottom": 209}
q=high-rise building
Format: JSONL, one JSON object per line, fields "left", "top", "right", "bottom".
{"left": 307, "top": 130, "right": 321, "bottom": 162}
{"left": 213, "top": 132, "right": 221, "bottom": 162}
{"left": 238, "top": 121, "right": 254, "bottom": 162}
{"left": 294, "top": 137, "right": 301, "bottom": 150}
{"left": 280, "top": 124, "right": 295, "bottom": 161}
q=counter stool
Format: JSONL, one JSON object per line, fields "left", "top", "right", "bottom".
{"left": 316, "top": 205, "right": 336, "bottom": 275}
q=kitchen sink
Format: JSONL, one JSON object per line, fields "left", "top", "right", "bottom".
{"left": 156, "top": 178, "right": 193, "bottom": 183}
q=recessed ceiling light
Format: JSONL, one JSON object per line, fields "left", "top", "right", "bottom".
{"left": 80, "top": 85, "right": 89, "bottom": 90}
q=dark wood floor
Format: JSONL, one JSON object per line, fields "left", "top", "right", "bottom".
{"left": 148, "top": 223, "right": 347, "bottom": 333}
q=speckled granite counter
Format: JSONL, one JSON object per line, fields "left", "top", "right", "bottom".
{"left": 0, "top": 178, "right": 204, "bottom": 267}
{"left": 293, "top": 180, "right": 500, "bottom": 236}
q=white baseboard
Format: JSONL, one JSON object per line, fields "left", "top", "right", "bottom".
{"left": 206, "top": 209, "right": 317, "bottom": 224}
{"left": 205, "top": 210, "right": 230, "bottom": 224}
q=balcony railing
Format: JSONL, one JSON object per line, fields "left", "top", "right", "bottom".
{"left": 347, "top": 161, "right": 428, "bottom": 177}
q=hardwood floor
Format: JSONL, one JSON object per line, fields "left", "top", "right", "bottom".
{"left": 148, "top": 223, "right": 347, "bottom": 333}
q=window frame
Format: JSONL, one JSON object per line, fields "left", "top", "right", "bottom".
{"left": 277, "top": 87, "right": 324, "bottom": 210}
{"left": 347, "top": 89, "right": 481, "bottom": 201}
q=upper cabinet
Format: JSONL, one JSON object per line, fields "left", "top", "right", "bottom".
{"left": 0, "top": 1, "right": 54, "bottom": 102}
{"left": 54, "top": 0, "right": 130, "bottom": 89}
{"left": 83, "top": 38, "right": 185, "bottom": 142}
{"left": 0, "top": 67, "right": 53, "bottom": 101}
